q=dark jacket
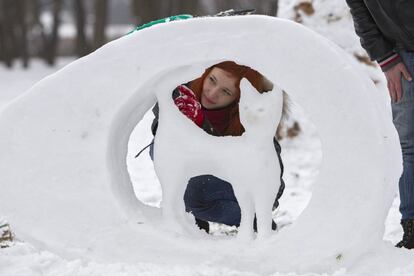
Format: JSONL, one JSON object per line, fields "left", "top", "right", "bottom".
{"left": 151, "top": 85, "right": 285, "bottom": 209}
{"left": 346, "top": 0, "right": 414, "bottom": 62}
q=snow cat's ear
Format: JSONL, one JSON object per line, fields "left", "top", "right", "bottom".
{"left": 243, "top": 67, "right": 273, "bottom": 94}
{"left": 262, "top": 75, "right": 274, "bottom": 92}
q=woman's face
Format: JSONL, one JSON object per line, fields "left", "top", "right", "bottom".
{"left": 201, "top": 67, "right": 239, "bottom": 110}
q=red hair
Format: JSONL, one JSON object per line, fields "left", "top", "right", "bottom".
{"left": 188, "top": 61, "right": 265, "bottom": 136}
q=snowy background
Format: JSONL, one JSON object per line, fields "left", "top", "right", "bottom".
{"left": 1, "top": 0, "right": 413, "bottom": 275}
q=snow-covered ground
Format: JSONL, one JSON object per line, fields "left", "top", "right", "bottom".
{"left": 0, "top": 1, "right": 413, "bottom": 275}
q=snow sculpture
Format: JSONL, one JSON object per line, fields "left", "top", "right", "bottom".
{"left": 154, "top": 79, "right": 283, "bottom": 239}
{"left": 0, "top": 15, "right": 402, "bottom": 274}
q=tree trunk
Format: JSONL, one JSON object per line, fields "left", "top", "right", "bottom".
{"left": 131, "top": 0, "right": 200, "bottom": 26}
{"left": 0, "top": 0, "right": 18, "bottom": 67}
{"left": 73, "top": 0, "right": 90, "bottom": 57}
{"left": 131, "top": 0, "right": 163, "bottom": 25}
{"left": 0, "top": 1, "right": 6, "bottom": 65}
{"left": 93, "top": 0, "right": 108, "bottom": 50}
{"left": 252, "top": 0, "right": 279, "bottom": 16}
{"left": 16, "top": 0, "right": 29, "bottom": 68}
{"left": 177, "top": 0, "right": 200, "bottom": 16}
{"left": 271, "top": 0, "right": 279, "bottom": 16}
{"left": 43, "top": 0, "right": 62, "bottom": 65}
{"left": 28, "top": 0, "right": 46, "bottom": 59}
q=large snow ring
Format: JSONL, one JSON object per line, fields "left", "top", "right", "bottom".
{"left": 0, "top": 16, "right": 401, "bottom": 273}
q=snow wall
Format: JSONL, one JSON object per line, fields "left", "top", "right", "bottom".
{"left": 0, "top": 16, "right": 402, "bottom": 274}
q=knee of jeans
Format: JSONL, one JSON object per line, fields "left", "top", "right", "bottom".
{"left": 393, "top": 120, "right": 414, "bottom": 156}
{"left": 183, "top": 185, "right": 193, "bottom": 206}
{"left": 400, "top": 139, "right": 414, "bottom": 157}
{"left": 183, "top": 181, "right": 202, "bottom": 205}
{"left": 220, "top": 201, "right": 241, "bottom": 226}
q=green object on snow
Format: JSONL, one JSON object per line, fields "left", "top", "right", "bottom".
{"left": 126, "top": 14, "right": 193, "bottom": 35}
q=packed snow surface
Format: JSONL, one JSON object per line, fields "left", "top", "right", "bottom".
{"left": 0, "top": 14, "right": 413, "bottom": 275}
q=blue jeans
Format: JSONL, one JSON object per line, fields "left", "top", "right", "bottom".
{"left": 183, "top": 175, "right": 241, "bottom": 226}
{"left": 392, "top": 51, "right": 414, "bottom": 220}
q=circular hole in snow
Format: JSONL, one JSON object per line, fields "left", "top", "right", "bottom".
{"left": 125, "top": 86, "right": 324, "bottom": 236}
{"left": 127, "top": 109, "right": 162, "bottom": 208}
{"left": 275, "top": 99, "right": 322, "bottom": 230}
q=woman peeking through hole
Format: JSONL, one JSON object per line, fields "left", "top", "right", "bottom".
{"left": 148, "top": 61, "right": 285, "bottom": 233}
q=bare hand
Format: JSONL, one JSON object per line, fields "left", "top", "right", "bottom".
{"left": 385, "top": 62, "right": 412, "bottom": 103}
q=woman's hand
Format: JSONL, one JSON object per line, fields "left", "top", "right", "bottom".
{"left": 174, "top": 85, "right": 204, "bottom": 127}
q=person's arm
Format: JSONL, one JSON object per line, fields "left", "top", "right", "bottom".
{"left": 173, "top": 85, "right": 205, "bottom": 127}
{"left": 346, "top": 0, "right": 396, "bottom": 65}
{"left": 346, "top": 0, "right": 412, "bottom": 102}
{"left": 151, "top": 84, "right": 204, "bottom": 137}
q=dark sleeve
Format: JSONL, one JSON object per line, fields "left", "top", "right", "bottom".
{"left": 273, "top": 138, "right": 284, "bottom": 178}
{"left": 150, "top": 87, "right": 181, "bottom": 136}
{"left": 273, "top": 138, "right": 285, "bottom": 209}
{"left": 346, "top": 0, "right": 394, "bottom": 61}
{"left": 151, "top": 103, "right": 159, "bottom": 136}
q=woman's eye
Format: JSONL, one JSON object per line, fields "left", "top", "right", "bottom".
{"left": 209, "top": 77, "right": 216, "bottom": 83}
{"left": 222, "top": 90, "right": 231, "bottom": 96}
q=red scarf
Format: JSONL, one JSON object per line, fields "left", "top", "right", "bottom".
{"left": 202, "top": 107, "right": 231, "bottom": 135}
